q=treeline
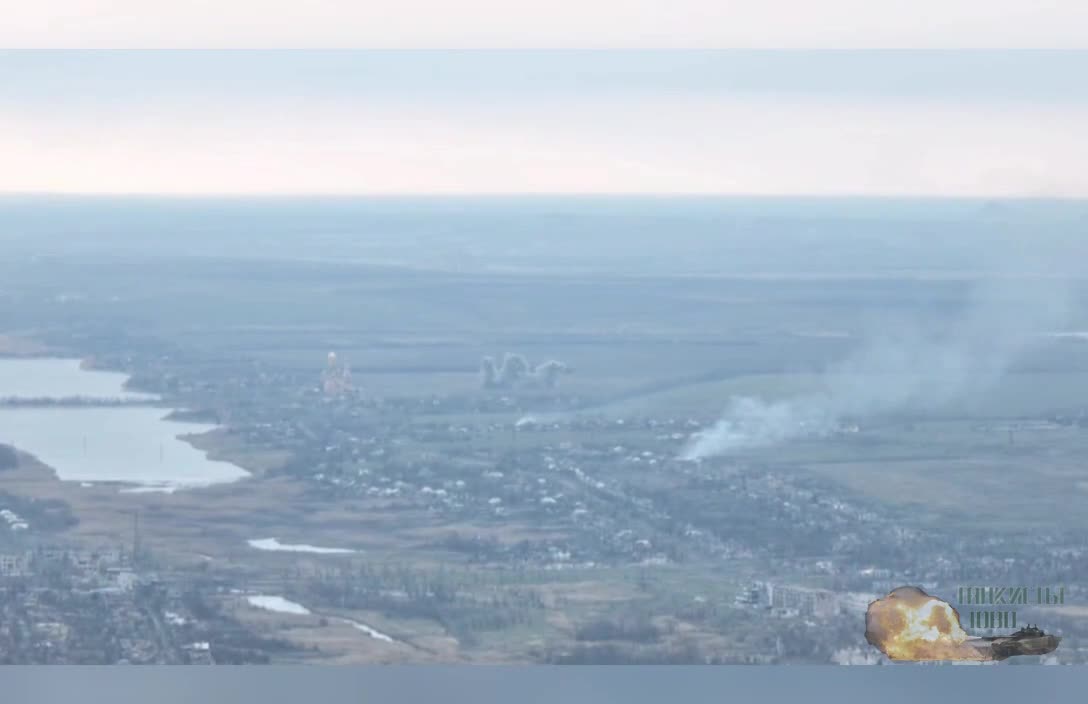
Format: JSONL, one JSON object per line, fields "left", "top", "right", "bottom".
{"left": 302, "top": 564, "right": 546, "bottom": 647}
{"left": 164, "top": 408, "right": 221, "bottom": 423}
{"left": 545, "top": 642, "right": 783, "bottom": 664}
{"left": 0, "top": 397, "right": 156, "bottom": 407}
{"left": 574, "top": 615, "right": 663, "bottom": 644}
{"left": 546, "top": 642, "right": 716, "bottom": 665}
{"left": 178, "top": 588, "right": 299, "bottom": 665}
{"left": 0, "top": 491, "right": 77, "bottom": 531}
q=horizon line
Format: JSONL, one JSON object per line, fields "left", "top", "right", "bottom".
{"left": 3, "top": 191, "right": 1087, "bottom": 202}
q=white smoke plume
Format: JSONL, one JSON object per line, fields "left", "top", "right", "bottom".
{"left": 682, "top": 276, "right": 1078, "bottom": 460}
{"left": 481, "top": 353, "right": 571, "bottom": 389}
{"left": 480, "top": 355, "right": 499, "bottom": 387}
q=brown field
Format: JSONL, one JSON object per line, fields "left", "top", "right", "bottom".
{"left": 3, "top": 434, "right": 664, "bottom": 663}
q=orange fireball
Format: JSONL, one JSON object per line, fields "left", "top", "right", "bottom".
{"left": 865, "top": 586, "right": 990, "bottom": 661}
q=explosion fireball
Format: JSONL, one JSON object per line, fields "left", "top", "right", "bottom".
{"left": 865, "top": 586, "right": 990, "bottom": 662}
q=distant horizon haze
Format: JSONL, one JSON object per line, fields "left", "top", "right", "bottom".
{"left": 2, "top": 51, "right": 1086, "bottom": 198}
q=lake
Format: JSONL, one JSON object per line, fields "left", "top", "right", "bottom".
{"left": 247, "top": 595, "right": 310, "bottom": 616}
{"left": 0, "top": 358, "right": 249, "bottom": 487}
{"left": 0, "top": 358, "right": 156, "bottom": 401}
{"left": 248, "top": 538, "right": 356, "bottom": 555}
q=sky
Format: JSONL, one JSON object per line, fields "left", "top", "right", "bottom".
{"left": 6, "top": 1, "right": 1088, "bottom": 49}
{"left": 2, "top": 3, "right": 1088, "bottom": 197}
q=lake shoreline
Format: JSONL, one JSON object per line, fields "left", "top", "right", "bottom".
{"left": 4, "top": 430, "right": 250, "bottom": 492}
{"left": 0, "top": 356, "right": 251, "bottom": 488}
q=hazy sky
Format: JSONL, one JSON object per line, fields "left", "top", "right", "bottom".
{"left": 2, "top": 50, "right": 1086, "bottom": 196}
{"left": 7, "top": 1, "right": 1088, "bottom": 48}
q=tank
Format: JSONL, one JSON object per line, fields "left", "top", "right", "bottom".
{"left": 976, "top": 625, "right": 1061, "bottom": 660}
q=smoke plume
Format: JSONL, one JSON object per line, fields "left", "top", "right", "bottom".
{"left": 481, "top": 353, "right": 571, "bottom": 390}
{"left": 683, "top": 276, "right": 1076, "bottom": 459}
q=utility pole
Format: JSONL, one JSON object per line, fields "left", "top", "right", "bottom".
{"left": 132, "top": 510, "right": 141, "bottom": 568}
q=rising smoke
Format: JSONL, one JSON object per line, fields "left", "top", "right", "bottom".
{"left": 481, "top": 353, "right": 571, "bottom": 390}
{"left": 682, "top": 276, "right": 1077, "bottom": 460}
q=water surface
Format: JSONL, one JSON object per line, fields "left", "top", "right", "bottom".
{"left": 248, "top": 538, "right": 355, "bottom": 554}
{"left": 247, "top": 595, "right": 310, "bottom": 616}
{"left": 0, "top": 358, "right": 248, "bottom": 487}
{"left": 0, "top": 358, "right": 156, "bottom": 401}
